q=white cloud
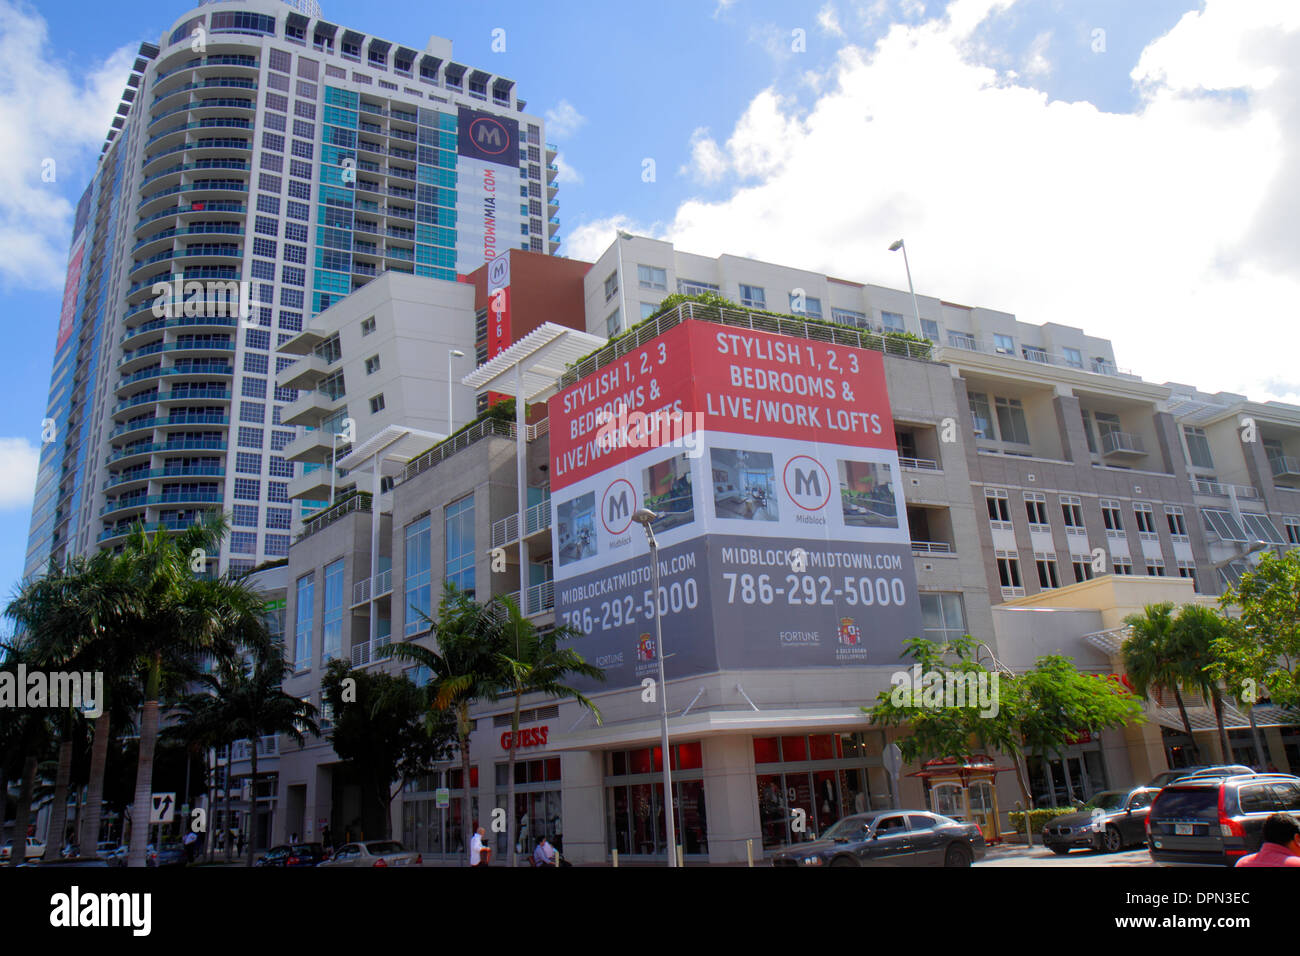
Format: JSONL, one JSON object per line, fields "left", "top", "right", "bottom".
{"left": 0, "top": 437, "right": 38, "bottom": 510}
{"left": 0, "top": 1, "right": 135, "bottom": 291}
{"left": 544, "top": 99, "right": 586, "bottom": 139}
{"left": 1023, "top": 30, "right": 1051, "bottom": 78}
{"left": 818, "top": 3, "right": 845, "bottom": 37}
{"left": 637, "top": 0, "right": 1300, "bottom": 402}
{"left": 552, "top": 153, "right": 583, "bottom": 185}
{"left": 566, "top": 215, "right": 657, "bottom": 264}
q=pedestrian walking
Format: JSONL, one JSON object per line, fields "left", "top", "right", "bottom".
{"left": 469, "top": 826, "right": 491, "bottom": 866}
{"left": 183, "top": 829, "right": 198, "bottom": 864}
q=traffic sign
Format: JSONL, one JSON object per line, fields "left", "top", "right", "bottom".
{"left": 150, "top": 792, "right": 177, "bottom": 823}
{"left": 882, "top": 743, "right": 903, "bottom": 780}
{"left": 435, "top": 788, "right": 450, "bottom": 809}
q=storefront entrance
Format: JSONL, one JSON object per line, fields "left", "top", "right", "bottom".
{"left": 606, "top": 743, "right": 708, "bottom": 859}
{"left": 754, "top": 731, "right": 892, "bottom": 849}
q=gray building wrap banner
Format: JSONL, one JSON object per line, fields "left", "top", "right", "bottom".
{"left": 549, "top": 320, "right": 924, "bottom": 690}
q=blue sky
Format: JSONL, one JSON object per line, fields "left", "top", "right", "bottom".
{"left": 6, "top": 0, "right": 1300, "bottom": 597}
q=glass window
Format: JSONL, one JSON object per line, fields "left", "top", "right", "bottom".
{"left": 446, "top": 494, "right": 475, "bottom": 596}
{"left": 637, "top": 265, "right": 667, "bottom": 291}
{"left": 1183, "top": 426, "right": 1214, "bottom": 470}
{"left": 605, "top": 309, "right": 621, "bottom": 338}
{"left": 995, "top": 397, "right": 1030, "bottom": 444}
{"left": 321, "top": 559, "right": 344, "bottom": 662}
{"left": 993, "top": 333, "right": 1015, "bottom": 355}
{"left": 738, "top": 284, "right": 765, "bottom": 309}
{"left": 1063, "top": 347, "right": 1083, "bottom": 369}
{"left": 921, "top": 319, "right": 940, "bottom": 342}
{"left": 881, "top": 311, "right": 905, "bottom": 333}
{"left": 920, "top": 592, "right": 965, "bottom": 642}
{"left": 968, "top": 392, "right": 993, "bottom": 439}
{"left": 294, "top": 573, "right": 313, "bottom": 669}
{"left": 404, "top": 516, "right": 432, "bottom": 636}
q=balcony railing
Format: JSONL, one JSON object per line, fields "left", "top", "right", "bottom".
{"left": 558, "top": 302, "right": 934, "bottom": 390}
{"left": 491, "top": 498, "right": 552, "bottom": 549}
{"left": 504, "top": 580, "right": 555, "bottom": 617}
{"left": 1270, "top": 455, "right": 1300, "bottom": 479}
{"left": 940, "top": 334, "right": 1134, "bottom": 378}
{"left": 402, "top": 418, "right": 515, "bottom": 482}
{"left": 898, "top": 456, "right": 940, "bottom": 471}
{"left": 1101, "top": 430, "right": 1145, "bottom": 457}
{"left": 1189, "top": 478, "right": 1261, "bottom": 500}
{"left": 352, "top": 567, "right": 393, "bottom": 606}
{"left": 911, "top": 541, "right": 954, "bottom": 554}
{"left": 298, "top": 491, "right": 371, "bottom": 540}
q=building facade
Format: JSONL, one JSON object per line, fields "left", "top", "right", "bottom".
{"left": 267, "top": 239, "right": 1300, "bottom": 862}
{"left": 26, "top": 0, "right": 560, "bottom": 579}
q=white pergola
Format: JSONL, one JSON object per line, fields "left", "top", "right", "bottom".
{"left": 461, "top": 322, "right": 605, "bottom": 612}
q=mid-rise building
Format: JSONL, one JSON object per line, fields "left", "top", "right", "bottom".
{"left": 261, "top": 236, "right": 1300, "bottom": 863}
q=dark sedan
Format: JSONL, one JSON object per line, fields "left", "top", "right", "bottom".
{"left": 1042, "top": 787, "right": 1160, "bottom": 854}
{"left": 257, "top": 843, "right": 328, "bottom": 867}
{"left": 770, "top": 811, "right": 986, "bottom": 867}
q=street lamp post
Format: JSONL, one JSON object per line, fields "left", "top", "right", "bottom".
{"left": 448, "top": 349, "right": 465, "bottom": 437}
{"left": 632, "top": 507, "right": 677, "bottom": 867}
{"left": 888, "top": 239, "right": 923, "bottom": 333}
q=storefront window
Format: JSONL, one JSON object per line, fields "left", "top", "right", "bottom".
{"left": 605, "top": 743, "right": 708, "bottom": 858}
{"left": 495, "top": 756, "right": 563, "bottom": 857}
{"left": 755, "top": 731, "right": 890, "bottom": 849}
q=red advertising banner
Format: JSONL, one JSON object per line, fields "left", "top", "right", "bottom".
{"left": 548, "top": 320, "right": 897, "bottom": 490}
{"left": 55, "top": 240, "right": 85, "bottom": 352}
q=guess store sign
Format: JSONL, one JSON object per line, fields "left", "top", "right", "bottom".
{"left": 501, "top": 726, "right": 549, "bottom": 750}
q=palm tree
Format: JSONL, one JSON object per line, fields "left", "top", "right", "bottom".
{"left": 220, "top": 649, "right": 318, "bottom": 867}
{"left": 380, "top": 584, "right": 503, "bottom": 854}
{"left": 489, "top": 595, "right": 603, "bottom": 866}
{"left": 5, "top": 550, "right": 132, "bottom": 859}
{"left": 1123, "top": 602, "right": 1200, "bottom": 763}
{"left": 1172, "top": 604, "right": 1235, "bottom": 764}
{"left": 118, "top": 512, "right": 266, "bottom": 867}
{"left": 0, "top": 649, "right": 53, "bottom": 865}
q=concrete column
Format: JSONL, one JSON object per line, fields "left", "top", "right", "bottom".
{"left": 702, "top": 734, "right": 761, "bottom": 864}
{"left": 559, "top": 749, "right": 605, "bottom": 864}
{"left": 1052, "top": 393, "right": 1089, "bottom": 465}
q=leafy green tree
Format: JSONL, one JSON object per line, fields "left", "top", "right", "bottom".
{"left": 1219, "top": 549, "right": 1300, "bottom": 710}
{"left": 867, "top": 636, "right": 1143, "bottom": 808}
{"left": 1122, "top": 602, "right": 1200, "bottom": 763}
{"left": 379, "top": 584, "right": 505, "bottom": 835}
{"left": 322, "top": 659, "right": 455, "bottom": 841}
{"left": 490, "top": 595, "right": 603, "bottom": 866}
{"left": 5, "top": 550, "right": 133, "bottom": 859}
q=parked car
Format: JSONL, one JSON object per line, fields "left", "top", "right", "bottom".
{"left": 1147, "top": 765, "right": 1254, "bottom": 788}
{"left": 1042, "top": 787, "right": 1161, "bottom": 854}
{"left": 104, "top": 844, "right": 129, "bottom": 866}
{"left": 769, "top": 811, "right": 986, "bottom": 867}
{"left": 1147, "top": 773, "right": 1300, "bottom": 866}
{"left": 19, "top": 856, "right": 112, "bottom": 868}
{"left": 257, "top": 843, "right": 328, "bottom": 867}
{"left": 0, "top": 837, "right": 46, "bottom": 862}
{"left": 148, "top": 843, "right": 187, "bottom": 867}
{"left": 318, "top": 840, "right": 422, "bottom": 867}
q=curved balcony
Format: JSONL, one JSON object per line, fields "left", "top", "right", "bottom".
{"left": 126, "top": 267, "right": 241, "bottom": 304}
{"left": 104, "top": 465, "right": 226, "bottom": 492}
{"left": 98, "top": 517, "right": 213, "bottom": 545}
{"left": 143, "top": 117, "right": 253, "bottom": 152}
{"left": 129, "top": 244, "right": 243, "bottom": 283}
{"left": 142, "top": 138, "right": 252, "bottom": 174}
{"left": 147, "top": 97, "right": 255, "bottom": 134}
{"left": 118, "top": 340, "right": 234, "bottom": 373}
{"left": 152, "top": 53, "right": 259, "bottom": 92}
{"left": 122, "top": 315, "right": 238, "bottom": 347}
{"left": 101, "top": 491, "right": 224, "bottom": 518}
{"left": 139, "top": 159, "right": 249, "bottom": 194}
{"left": 137, "top": 179, "right": 248, "bottom": 217}
{"left": 132, "top": 222, "right": 243, "bottom": 255}
{"left": 107, "top": 413, "right": 229, "bottom": 439}
{"left": 151, "top": 77, "right": 258, "bottom": 109}
{"left": 134, "top": 201, "right": 246, "bottom": 237}
{"left": 106, "top": 438, "right": 227, "bottom": 466}
{"left": 116, "top": 363, "right": 234, "bottom": 395}
{"left": 112, "top": 387, "right": 230, "bottom": 415}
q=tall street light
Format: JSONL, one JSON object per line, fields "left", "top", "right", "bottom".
{"left": 888, "top": 239, "right": 923, "bottom": 333}
{"left": 447, "top": 349, "right": 465, "bottom": 436}
{"left": 632, "top": 507, "right": 677, "bottom": 867}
